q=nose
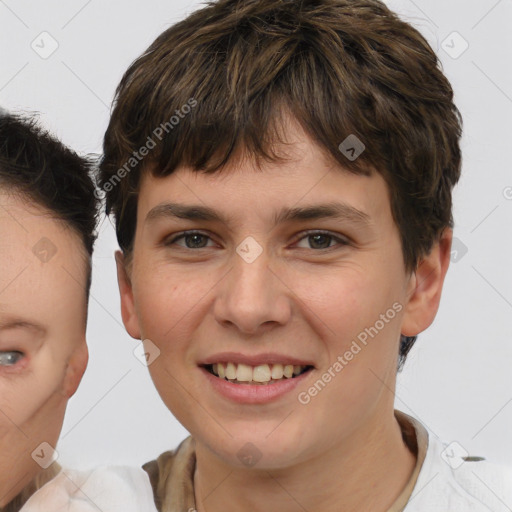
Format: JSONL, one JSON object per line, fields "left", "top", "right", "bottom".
{"left": 213, "top": 247, "right": 292, "bottom": 335}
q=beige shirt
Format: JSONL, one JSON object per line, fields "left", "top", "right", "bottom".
{"left": 143, "top": 409, "right": 429, "bottom": 512}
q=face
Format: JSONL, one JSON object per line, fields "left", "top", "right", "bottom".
{"left": 0, "top": 191, "right": 88, "bottom": 504}
{"left": 118, "top": 119, "right": 449, "bottom": 470}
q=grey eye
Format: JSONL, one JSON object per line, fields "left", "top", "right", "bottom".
{"left": 0, "top": 351, "right": 24, "bottom": 366}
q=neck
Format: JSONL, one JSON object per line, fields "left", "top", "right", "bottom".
{"left": 194, "top": 408, "right": 416, "bottom": 512}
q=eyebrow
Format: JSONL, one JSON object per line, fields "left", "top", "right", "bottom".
{"left": 0, "top": 318, "right": 47, "bottom": 335}
{"left": 145, "top": 201, "right": 372, "bottom": 228}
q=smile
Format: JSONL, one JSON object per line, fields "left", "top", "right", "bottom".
{"left": 204, "top": 362, "right": 313, "bottom": 385}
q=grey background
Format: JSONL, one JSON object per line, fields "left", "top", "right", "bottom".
{"left": 0, "top": 0, "right": 511, "bottom": 469}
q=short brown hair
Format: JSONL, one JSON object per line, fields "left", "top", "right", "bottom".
{"left": 99, "top": 0, "right": 463, "bottom": 367}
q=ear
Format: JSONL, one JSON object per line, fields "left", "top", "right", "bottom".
{"left": 63, "top": 341, "right": 88, "bottom": 398}
{"left": 115, "top": 250, "right": 142, "bottom": 340}
{"left": 400, "top": 228, "right": 452, "bottom": 336}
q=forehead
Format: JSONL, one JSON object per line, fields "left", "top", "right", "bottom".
{"left": 0, "top": 191, "right": 88, "bottom": 324}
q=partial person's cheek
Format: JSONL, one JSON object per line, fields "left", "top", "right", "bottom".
{"left": 0, "top": 358, "right": 67, "bottom": 428}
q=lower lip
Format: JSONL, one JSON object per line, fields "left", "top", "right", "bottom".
{"left": 200, "top": 367, "right": 313, "bottom": 404}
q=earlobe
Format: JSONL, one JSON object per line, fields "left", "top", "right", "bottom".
{"left": 115, "top": 250, "right": 142, "bottom": 340}
{"left": 400, "top": 228, "right": 452, "bottom": 336}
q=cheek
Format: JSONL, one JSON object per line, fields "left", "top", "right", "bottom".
{"left": 292, "top": 264, "right": 399, "bottom": 345}
{"left": 0, "top": 352, "right": 67, "bottom": 430}
{"left": 133, "top": 267, "right": 221, "bottom": 418}
{"left": 292, "top": 265, "right": 403, "bottom": 403}
{"left": 134, "top": 266, "right": 213, "bottom": 351}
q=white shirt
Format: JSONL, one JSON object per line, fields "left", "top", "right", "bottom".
{"left": 20, "top": 466, "right": 158, "bottom": 512}
{"left": 401, "top": 415, "right": 512, "bottom": 511}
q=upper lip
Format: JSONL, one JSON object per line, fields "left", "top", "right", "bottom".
{"left": 199, "top": 352, "right": 315, "bottom": 367}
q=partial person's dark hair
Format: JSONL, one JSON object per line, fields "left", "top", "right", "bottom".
{"left": 98, "top": 0, "right": 463, "bottom": 368}
{"left": 0, "top": 110, "right": 98, "bottom": 296}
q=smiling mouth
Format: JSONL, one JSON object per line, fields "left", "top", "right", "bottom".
{"left": 203, "top": 362, "right": 314, "bottom": 385}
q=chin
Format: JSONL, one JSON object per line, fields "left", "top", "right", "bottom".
{"left": 196, "top": 425, "right": 311, "bottom": 471}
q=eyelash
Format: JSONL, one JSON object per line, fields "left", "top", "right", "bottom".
{"left": 164, "top": 230, "right": 350, "bottom": 251}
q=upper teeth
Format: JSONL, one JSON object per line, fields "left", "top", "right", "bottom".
{"left": 211, "top": 363, "right": 307, "bottom": 383}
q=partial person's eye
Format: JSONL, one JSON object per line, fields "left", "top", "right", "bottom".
{"left": 294, "top": 230, "right": 350, "bottom": 250}
{"left": 165, "top": 231, "right": 216, "bottom": 249}
{"left": 0, "top": 351, "right": 24, "bottom": 367}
